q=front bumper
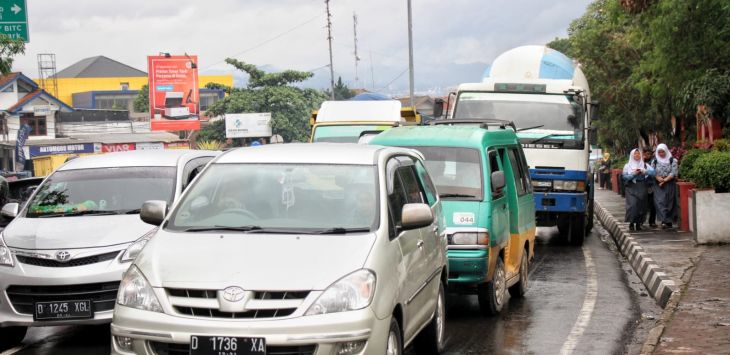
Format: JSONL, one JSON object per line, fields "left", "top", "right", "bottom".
{"left": 111, "top": 305, "right": 390, "bottom": 355}
{"left": 447, "top": 248, "right": 488, "bottom": 286}
{"left": 533, "top": 191, "right": 587, "bottom": 213}
{"left": 0, "top": 249, "right": 128, "bottom": 328}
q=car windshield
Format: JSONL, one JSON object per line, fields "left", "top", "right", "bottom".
{"left": 404, "top": 146, "right": 483, "bottom": 201}
{"left": 26, "top": 167, "right": 176, "bottom": 218}
{"left": 313, "top": 125, "right": 387, "bottom": 143}
{"left": 166, "top": 163, "right": 379, "bottom": 233}
{"left": 454, "top": 92, "right": 584, "bottom": 138}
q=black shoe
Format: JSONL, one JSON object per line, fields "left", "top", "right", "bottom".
{"left": 635, "top": 224, "right": 642, "bottom": 231}
{"left": 649, "top": 223, "right": 658, "bottom": 229}
{"left": 629, "top": 223, "right": 635, "bottom": 231}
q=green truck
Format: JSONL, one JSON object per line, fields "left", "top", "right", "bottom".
{"left": 371, "top": 120, "right": 536, "bottom": 315}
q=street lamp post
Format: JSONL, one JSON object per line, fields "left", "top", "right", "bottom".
{"left": 407, "top": 0, "right": 415, "bottom": 108}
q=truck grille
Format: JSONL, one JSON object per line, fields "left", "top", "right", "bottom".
{"left": 15, "top": 251, "right": 120, "bottom": 268}
{"left": 166, "top": 288, "right": 309, "bottom": 319}
{"left": 6, "top": 281, "right": 120, "bottom": 315}
{"left": 149, "top": 342, "right": 316, "bottom": 355}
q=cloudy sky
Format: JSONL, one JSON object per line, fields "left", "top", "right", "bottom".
{"left": 13, "top": 0, "right": 591, "bottom": 95}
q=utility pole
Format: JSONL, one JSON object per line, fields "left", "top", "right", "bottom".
{"left": 325, "top": 0, "right": 335, "bottom": 99}
{"left": 406, "top": 0, "right": 415, "bottom": 107}
{"left": 353, "top": 12, "right": 360, "bottom": 88}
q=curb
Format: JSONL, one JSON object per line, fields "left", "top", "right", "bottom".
{"left": 594, "top": 200, "right": 678, "bottom": 308}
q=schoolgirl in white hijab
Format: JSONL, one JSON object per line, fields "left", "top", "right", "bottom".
{"left": 622, "top": 148, "right": 655, "bottom": 230}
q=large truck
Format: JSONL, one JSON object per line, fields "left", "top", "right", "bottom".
{"left": 449, "top": 45, "right": 598, "bottom": 245}
{"left": 309, "top": 100, "right": 421, "bottom": 143}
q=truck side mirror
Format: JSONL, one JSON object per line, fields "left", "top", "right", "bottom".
{"left": 590, "top": 101, "right": 600, "bottom": 121}
{"left": 446, "top": 92, "right": 457, "bottom": 119}
{"left": 588, "top": 127, "right": 598, "bottom": 145}
{"left": 432, "top": 98, "right": 444, "bottom": 118}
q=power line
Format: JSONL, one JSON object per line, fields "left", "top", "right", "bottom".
{"left": 376, "top": 68, "right": 408, "bottom": 92}
{"left": 201, "top": 13, "right": 325, "bottom": 72}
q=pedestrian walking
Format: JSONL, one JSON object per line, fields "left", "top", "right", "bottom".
{"left": 622, "top": 149, "right": 655, "bottom": 231}
{"left": 599, "top": 152, "right": 612, "bottom": 189}
{"left": 643, "top": 148, "right": 657, "bottom": 228}
{"left": 651, "top": 143, "right": 678, "bottom": 229}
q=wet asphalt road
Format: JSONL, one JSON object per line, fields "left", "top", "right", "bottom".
{"left": 1, "top": 225, "right": 639, "bottom": 355}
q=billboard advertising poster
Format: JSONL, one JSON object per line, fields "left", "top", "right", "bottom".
{"left": 148, "top": 55, "right": 200, "bottom": 131}
{"left": 225, "top": 113, "right": 273, "bottom": 138}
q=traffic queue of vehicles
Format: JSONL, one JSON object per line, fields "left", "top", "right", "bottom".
{"left": 0, "top": 45, "right": 601, "bottom": 354}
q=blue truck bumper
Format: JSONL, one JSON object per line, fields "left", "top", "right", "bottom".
{"left": 534, "top": 192, "right": 588, "bottom": 213}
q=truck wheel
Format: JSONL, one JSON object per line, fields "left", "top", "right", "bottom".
{"left": 414, "top": 281, "right": 446, "bottom": 354}
{"left": 585, "top": 199, "right": 595, "bottom": 233}
{"left": 478, "top": 257, "right": 506, "bottom": 316}
{"left": 508, "top": 251, "right": 529, "bottom": 298}
{"left": 386, "top": 317, "right": 403, "bottom": 355}
{"left": 0, "top": 326, "right": 27, "bottom": 349}
{"left": 569, "top": 215, "right": 586, "bottom": 246}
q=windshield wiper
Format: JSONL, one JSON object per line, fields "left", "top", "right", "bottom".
{"left": 122, "top": 208, "right": 141, "bottom": 214}
{"left": 36, "top": 210, "right": 121, "bottom": 218}
{"left": 313, "top": 227, "right": 372, "bottom": 235}
{"left": 517, "top": 124, "right": 544, "bottom": 132}
{"left": 183, "top": 225, "right": 263, "bottom": 233}
{"left": 439, "top": 193, "right": 477, "bottom": 199}
{"left": 530, "top": 133, "right": 571, "bottom": 144}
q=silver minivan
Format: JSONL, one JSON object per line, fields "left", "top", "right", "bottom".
{"left": 0, "top": 149, "right": 219, "bottom": 348}
{"left": 111, "top": 143, "right": 448, "bottom": 355}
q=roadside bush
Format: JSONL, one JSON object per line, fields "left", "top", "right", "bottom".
{"left": 691, "top": 151, "right": 730, "bottom": 193}
{"left": 712, "top": 138, "right": 730, "bottom": 152}
{"left": 678, "top": 149, "right": 709, "bottom": 180}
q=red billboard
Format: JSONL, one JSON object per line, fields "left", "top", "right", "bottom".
{"left": 148, "top": 55, "right": 200, "bottom": 131}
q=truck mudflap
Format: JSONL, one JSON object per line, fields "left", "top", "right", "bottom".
{"left": 533, "top": 191, "right": 587, "bottom": 212}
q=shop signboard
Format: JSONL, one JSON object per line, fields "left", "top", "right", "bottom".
{"left": 29, "top": 143, "right": 100, "bottom": 157}
{"left": 136, "top": 142, "right": 165, "bottom": 151}
{"left": 225, "top": 113, "right": 272, "bottom": 138}
{"left": 102, "top": 143, "right": 136, "bottom": 153}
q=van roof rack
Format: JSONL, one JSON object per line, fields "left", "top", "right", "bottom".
{"left": 429, "top": 119, "right": 516, "bottom": 130}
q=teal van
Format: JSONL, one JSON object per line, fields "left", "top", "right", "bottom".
{"left": 371, "top": 120, "right": 536, "bottom": 315}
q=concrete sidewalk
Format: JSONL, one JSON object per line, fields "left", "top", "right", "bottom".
{"left": 593, "top": 188, "right": 730, "bottom": 354}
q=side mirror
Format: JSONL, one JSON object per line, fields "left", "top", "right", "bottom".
{"left": 446, "top": 92, "right": 457, "bottom": 119}
{"left": 491, "top": 171, "right": 506, "bottom": 195}
{"left": 1, "top": 203, "right": 19, "bottom": 218}
{"left": 432, "top": 98, "right": 444, "bottom": 118}
{"left": 140, "top": 200, "right": 168, "bottom": 226}
{"left": 588, "top": 127, "right": 598, "bottom": 145}
{"left": 401, "top": 203, "right": 434, "bottom": 230}
{"left": 590, "top": 101, "right": 600, "bottom": 121}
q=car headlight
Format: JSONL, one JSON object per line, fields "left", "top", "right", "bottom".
{"left": 305, "top": 269, "right": 375, "bottom": 316}
{"left": 450, "top": 232, "right": 489, "bottom": 245}
{"left": 120, "top": 228, "right": 158, "bottom": 263}
{"left": 117, "top": 266, "right": 163, "bottom": 313}
{"left": 0, "top": 234, "right": 13, "bottom": 267}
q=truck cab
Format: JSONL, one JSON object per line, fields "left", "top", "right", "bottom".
{"left": 371, "top": 122, "right": 536, "bottom": 315}
{"left": 449, "top": 45, "right": 598, "bottom": 246}
{"left": 310, "top": 100, "right": 420, "bottom": 143}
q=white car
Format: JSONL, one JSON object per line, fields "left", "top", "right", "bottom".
{"left": 111, "top": 143, "right": 448, "bottom": 355}
{"left": 0, "top": 150, "right": 219, "bottom": 348}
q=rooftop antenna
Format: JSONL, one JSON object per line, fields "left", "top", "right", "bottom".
{"left": 353, "top": 12, "right": 361, "bottom": 88}
{"left": 325, "top": 0, "right": 335, "bottom": 99}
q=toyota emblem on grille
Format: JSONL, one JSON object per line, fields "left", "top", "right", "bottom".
{"left": 55, "top": 251, "right": 71, "bottom": 262}
{"left": 222, "top": 286, "right": 246, "bottom": 302}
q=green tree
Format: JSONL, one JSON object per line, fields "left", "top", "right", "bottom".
{"left": 133, "top": 84, "right": 149, "bottom": 113}
{"left": 546, "top": 37, "right": 573, "bottom": 56}
{"left": 0, "top": 34, "right": 24, "bottom": 75}
{"left": 201, "top": 59, "right": 327, "bottom": 142}
{"left": 325, "top": 76, "right": 355, "bottom": 100}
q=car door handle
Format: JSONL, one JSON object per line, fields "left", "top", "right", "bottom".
{"left": 417, "top": 240, "right": 424, "bottom": 249}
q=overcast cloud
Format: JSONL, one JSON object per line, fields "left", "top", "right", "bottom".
{"left": 13, "top": 0, "right": 591, "bottom": 95}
